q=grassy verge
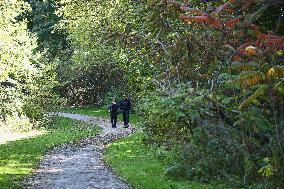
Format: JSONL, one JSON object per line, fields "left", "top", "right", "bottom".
{"left": 61, "top": 107, "right": 109, "bottom": 117}
{"left": 104, "top": 132, "right": 215, "bottom": 189}
{"left": 61, "top": 106, "right": 139, "bottom": 124}
{"left": 0, "top": 117, "right": 100, "bottom": 188}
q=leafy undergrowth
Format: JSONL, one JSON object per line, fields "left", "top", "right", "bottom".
{"left": 61, "top": 106, "right": 139, "bottom": 124}
{"left": 104, "top": 132, "right": 223, "bottom": 189}
{"left": 0, "top": 117, "right": 100, "bottom": 189}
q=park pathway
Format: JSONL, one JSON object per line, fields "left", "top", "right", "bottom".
{"left": 22, "top": 112, "right": 135, "bottom": 189}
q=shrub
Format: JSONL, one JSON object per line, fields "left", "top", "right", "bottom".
{"left": 139, "top": 84, "right": 283, "bottom": 188}
{"left": 164, "top": 124, "right": 245, "bottom": 185}
{"left": 0, "top": 113, "right": 33, "bottom": 133}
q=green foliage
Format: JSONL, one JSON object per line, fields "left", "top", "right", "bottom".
{"left": 23, "top": 62, "right": 64, "bottom": 120}
{"left": 164, "top": 124, "right": 245, "bottom": 185}
{"left": 23, "top": 0, "right": 68, "bottom": 58}
{"left": 0, "top": 0, "right": 63, "bottom": 131}
{"left": 0, "top": 0, "right": 37, "bottom": 119}
{"left": 53, "top": 0, "right": 126, "bottom": 105}
{"left": 57, "top": 62, "right": 125, "bottom": 106}
{"left": 0, "top": 114, "right": 33, "bottom": 133}
{"left": 258, "top": 158, "right": 273, "bottom": 178}
{"left": 139, "top": 84, "right": 214, "bottom": 143}
{"left": 139, "top": 85, "right": 245, "bottom": 185}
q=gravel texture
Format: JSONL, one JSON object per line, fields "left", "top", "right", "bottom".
{"left": 22, "top": 112, "right": 135, "bottom": 189}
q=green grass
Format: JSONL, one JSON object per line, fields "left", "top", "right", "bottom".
{"left": 0, "top": 117, "right": 100, "bottom": 189}
{"left": 61, "top": 106, "right": 140, "bottom": 124}
{"left": 61, "top": 107, "right": 110, "bottom": 117}
{"left": 104, "top": 132, "right": 215, "bottom": 189}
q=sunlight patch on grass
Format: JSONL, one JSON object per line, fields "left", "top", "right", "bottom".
{"left": 0, "top": 163, "right": 32, "bottom": 174}
{"left": 109, "top": 140, "right": 135, "bottom": 146}
{"left": 93, "top": 110, "right": 102, "bottom": 113}
{"left": 0, "top": 130, "right": 47, "bottom": 144}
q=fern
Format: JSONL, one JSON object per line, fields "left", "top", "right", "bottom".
{"left": 234, "top": 72, "right": 264, "bottom": 88}
{"left": 239, "top": 85, "right": 268, "bottom": 110}
{"left": 231, "top": 62, "right": 258, "bottom": 71}
{"left": 265, "top": 66, "right": 284, "bottom": 80}
{"left": 274, "top": 81, "right": 284, "bottom": 95}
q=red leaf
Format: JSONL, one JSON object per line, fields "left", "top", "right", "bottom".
{"left": 224, "top": 17, "right": 241, "bottom": 28}
{"left": 232, "top": 55, "right": 241, "bottom": 61}
{"left": 266, "top": 33, "right": 284, "bottom": 40}
{"left": 180, "top": 15, "right": 210, "bottom": 23}
{"left": 236, "top": 41, "right": 252, "bottom": 54}
{"left": 264, "top": 38, "right": 284, "bottom": 46}
{"left": 210, "top": 18, "right": 222, "bottom": 28}
{"left": 257, "top": 33, "right": 267, "bottom": 40}
{"left": 255, "top": 39, "right": 262, "bottom": 47}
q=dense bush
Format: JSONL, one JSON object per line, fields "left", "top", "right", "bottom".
{"left": 139, "top": 84, "right": 283, "bottom": 187}
{"left": 0, "top": 113, "right": 33, "bottom": 132}
{"left": 0, "top": 1, "right": 62, "bottom": 132}
{"left": 56, "top": 61, "right": 125, "bottom": 106}
{"left": 139, "top": 85, "right": 211, "bottom": 144}
{"left": 164, "top": 124, "right": 245, "bottom": 183}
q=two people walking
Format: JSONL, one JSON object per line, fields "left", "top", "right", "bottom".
{"left": 109, "top": 95, "right": 131, "bottom": 128}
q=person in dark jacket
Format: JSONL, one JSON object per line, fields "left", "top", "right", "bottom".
{"left": 120, "top": 94, "right": 131, "bottom": 128}
{"left": 109, "top": 98, "right": 119, "bottom": 128}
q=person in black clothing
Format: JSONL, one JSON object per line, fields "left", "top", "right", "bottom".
{"left": 109, "top": 98, "right": 119, "bottom": 128}
{"left": 120, "top": 94, "right": 131, "bottom": 128}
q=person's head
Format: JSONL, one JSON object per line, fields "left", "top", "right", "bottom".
{"left": 123, "top": 94, "right": 127, "bottom": 99}
{"left": 112, "top": 97, "right": 116, "bottom": 103}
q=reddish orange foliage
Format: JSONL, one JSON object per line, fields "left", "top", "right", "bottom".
{"left": 210, "top": 17, "right": 222, "bottom": 28}
{"left": 233, "top": 55, "right": 241, "bottom": 61}
{"left": 236, "top": 41, "right": 252, "bottom": 54}
{"left": 180, "top": 15, "right": 210, "bottom": 23}
{"left": 177, "top": 0, "right": 284, "bottom": 58}
{"left": 251, "top": 25, "right": 284, "bottom": 47}
{"left": 224, "top": 17, "right": 241, "bottom": 28}
{"left": 264, "top": 38, "right": 284, "bottom": 46}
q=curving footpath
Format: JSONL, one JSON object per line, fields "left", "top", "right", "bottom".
{"left": 22, "top": 112, "right": 135, "bottom": 189}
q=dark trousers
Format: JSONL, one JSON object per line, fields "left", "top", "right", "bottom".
{"left": 110, "top": 113, "right": 117, "bottom": 128}
{"left": 122, "top": 110, "right": 130, "bottom": 126}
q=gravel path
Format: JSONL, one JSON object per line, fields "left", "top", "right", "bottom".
{"left": 22, "top": 112, "right": 135, "bottom": 189}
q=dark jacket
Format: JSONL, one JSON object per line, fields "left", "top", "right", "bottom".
{"left": 109, "top": 103, "right": 119, "bottom": 114}
{"left": 120, "top": 98, "right": 131, "bottom": 111}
